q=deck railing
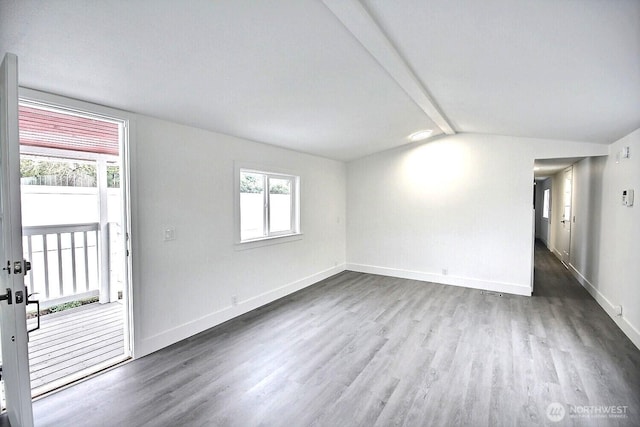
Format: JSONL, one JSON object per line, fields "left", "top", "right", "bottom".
{"left": 23, "top": 223, "right": 100, "bottom": 309}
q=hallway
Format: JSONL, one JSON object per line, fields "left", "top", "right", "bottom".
{"left": 532, "top": 240, "right": 640, "bottom": 420}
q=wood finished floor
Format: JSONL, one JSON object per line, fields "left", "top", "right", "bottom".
{"left": 32, "top": 243, "right": 640, "bottom": 426}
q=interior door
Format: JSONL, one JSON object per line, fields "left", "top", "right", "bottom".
{"left": 0, "top": 53, "right": 35, "bottom": 427}
{"left": 559, "top": 166, "right": 573, "bottom": 266}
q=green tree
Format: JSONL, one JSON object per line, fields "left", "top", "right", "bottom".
{"left": 269, "top": 183, "right": 290, "bottom": 195}
{"left": 107, "top": 165, "right": 120, "bottom": 188}
{"left": 240, "top": 174, "right": 263, "bottom": 193}
{"left": 20, "top": 158, "right": 97, "bottom": 187}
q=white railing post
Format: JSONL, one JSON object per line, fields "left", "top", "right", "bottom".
{"left": 97, "top": 158, "right": 110, "bottom": 304}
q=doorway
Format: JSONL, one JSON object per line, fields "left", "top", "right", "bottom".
{"left": 534, "top": 179, "right": 552, "bottom": 247}
{"left": 17, "top": 99, "right": 132, "bottom": 397}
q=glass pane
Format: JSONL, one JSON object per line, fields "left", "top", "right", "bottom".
{"left": 269, "top": 178, "right": 292, "bottom": 233}
{"left": 240, "top": 172, "right": 265, "bottom": 240}
{"left": 107, "top": 163, "right": 120, "bottom": 188}
{"left": 542, "top": 189, "right": 550, "bottom": 219}
{"left": 20, "top": 154, "right": 97, "bottom": 187}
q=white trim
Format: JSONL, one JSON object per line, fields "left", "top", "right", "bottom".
{"left": 234, "top": 233, "right": 303, "bottom": 251}
{"left": 123, "top": 118, "right": 137, "bottom": 359}
{"left": 568, "top": 263, "right": 640, "bottom": 350}
{"left": 20, "top": 144, "right": 119, "bottom": 162}
{"left": 136, "top": 264, "right": 346, "bottom": 357}
{"left": 21, "top": 185, "right": 98, "bottom": 195}
{"left": 31, "top": 353, "right": 130, "bottom": 398}
{"left": 346, "top": 263, "right": 531, "bottom": 296}
{"left": 18, "top": 88, "right": 136, "bottom": 124}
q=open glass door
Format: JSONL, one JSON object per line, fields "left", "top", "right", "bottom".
{"left": 0, "top": 53, "right": 35, "bottom": 426}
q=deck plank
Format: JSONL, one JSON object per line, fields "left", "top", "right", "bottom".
{"left": 29, "top": 326, "right": 123, "bottom": 361}
{"left": 28, "top": 316, "right": 123, "bottom": 348}
{"left": 28, "top": 302, "right": 125, "bottom": 393}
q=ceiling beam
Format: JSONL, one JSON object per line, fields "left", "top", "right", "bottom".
{"left": 322, "top": 0, "right": 455, "bottom": 135}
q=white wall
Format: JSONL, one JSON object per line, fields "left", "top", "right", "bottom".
{"left": 346, "top": 133, "right": 608, "bottom": 296}
{"left": 567, "top": 129, "right": 639, "bottom": 348}
{"left": 569, "top": 157, "right": 606, "bottom": 279}
{"left": 132, "top": 116, "right": 346, "bottom": 356}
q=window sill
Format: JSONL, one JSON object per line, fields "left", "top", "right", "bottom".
{"left": 235, "top": 233, "right": 303, "bottom": 251}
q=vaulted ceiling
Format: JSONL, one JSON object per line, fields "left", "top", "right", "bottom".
{"left": 1, "top": 0, "right": 638, "bottom": 161}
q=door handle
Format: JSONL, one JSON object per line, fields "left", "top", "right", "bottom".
{"left": 0, "top": 288, "right": 12, "bottom": 305}
{"left": 26, "top": 288, "right": 40, "bottom": 334}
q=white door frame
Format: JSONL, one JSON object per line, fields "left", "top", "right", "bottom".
{"left": 559, "top": 166, "right": 573, "bottom": 266}
{"left": 18, "top": 88, "right": 136, "bottom": 359}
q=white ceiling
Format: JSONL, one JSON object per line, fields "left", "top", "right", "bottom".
{"left": 1, "top": 0, "right": 638, "bottom": 161}
{"left": 534, "top": 157, "right": 586, "bottom": 180}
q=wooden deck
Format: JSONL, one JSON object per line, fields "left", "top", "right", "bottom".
{"left": 27, "top": 302, "right": 125, "bottom": 394}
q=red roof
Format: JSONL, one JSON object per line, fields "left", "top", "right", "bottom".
{"left": 19, "top": 105, "right": 119, "bottom": 156}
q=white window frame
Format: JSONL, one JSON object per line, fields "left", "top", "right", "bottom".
{"left": 234, "top": 162, "right": 301, "bottom": 248}
{"left": 542, "top": 188, "right": 550, "bottom": 219}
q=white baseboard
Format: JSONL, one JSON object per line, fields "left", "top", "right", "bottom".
{"left": 137, "top": 264, "right": 346, "bottom": 357}
{"left": 568, "top": 264, "right": 640, "bottom": 351}
{"left": 345, "top": 263, "right": 531, "bottom": 296}
{"left": 136, "top": 261, "right": 640, "bottom": 357}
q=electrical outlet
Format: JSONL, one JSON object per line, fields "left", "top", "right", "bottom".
{"left": 442, "top": 268, "right": 448, "bottom": 276}
{"left": 614, "top": 305, "right": 623, "bottom": 317}
{"left": 232, "top": 295, "right": 238, "bottom": 306}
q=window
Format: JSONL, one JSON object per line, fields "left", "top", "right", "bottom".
{"left": 543, "top": 188, "right": 550, "bottom": 219}
{"left": 239, "top": 168, "right": 299, "bottom": 242}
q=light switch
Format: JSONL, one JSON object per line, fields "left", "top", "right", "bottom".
{"left": 164, "top": 227, "right": 176, "bottom": 241}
